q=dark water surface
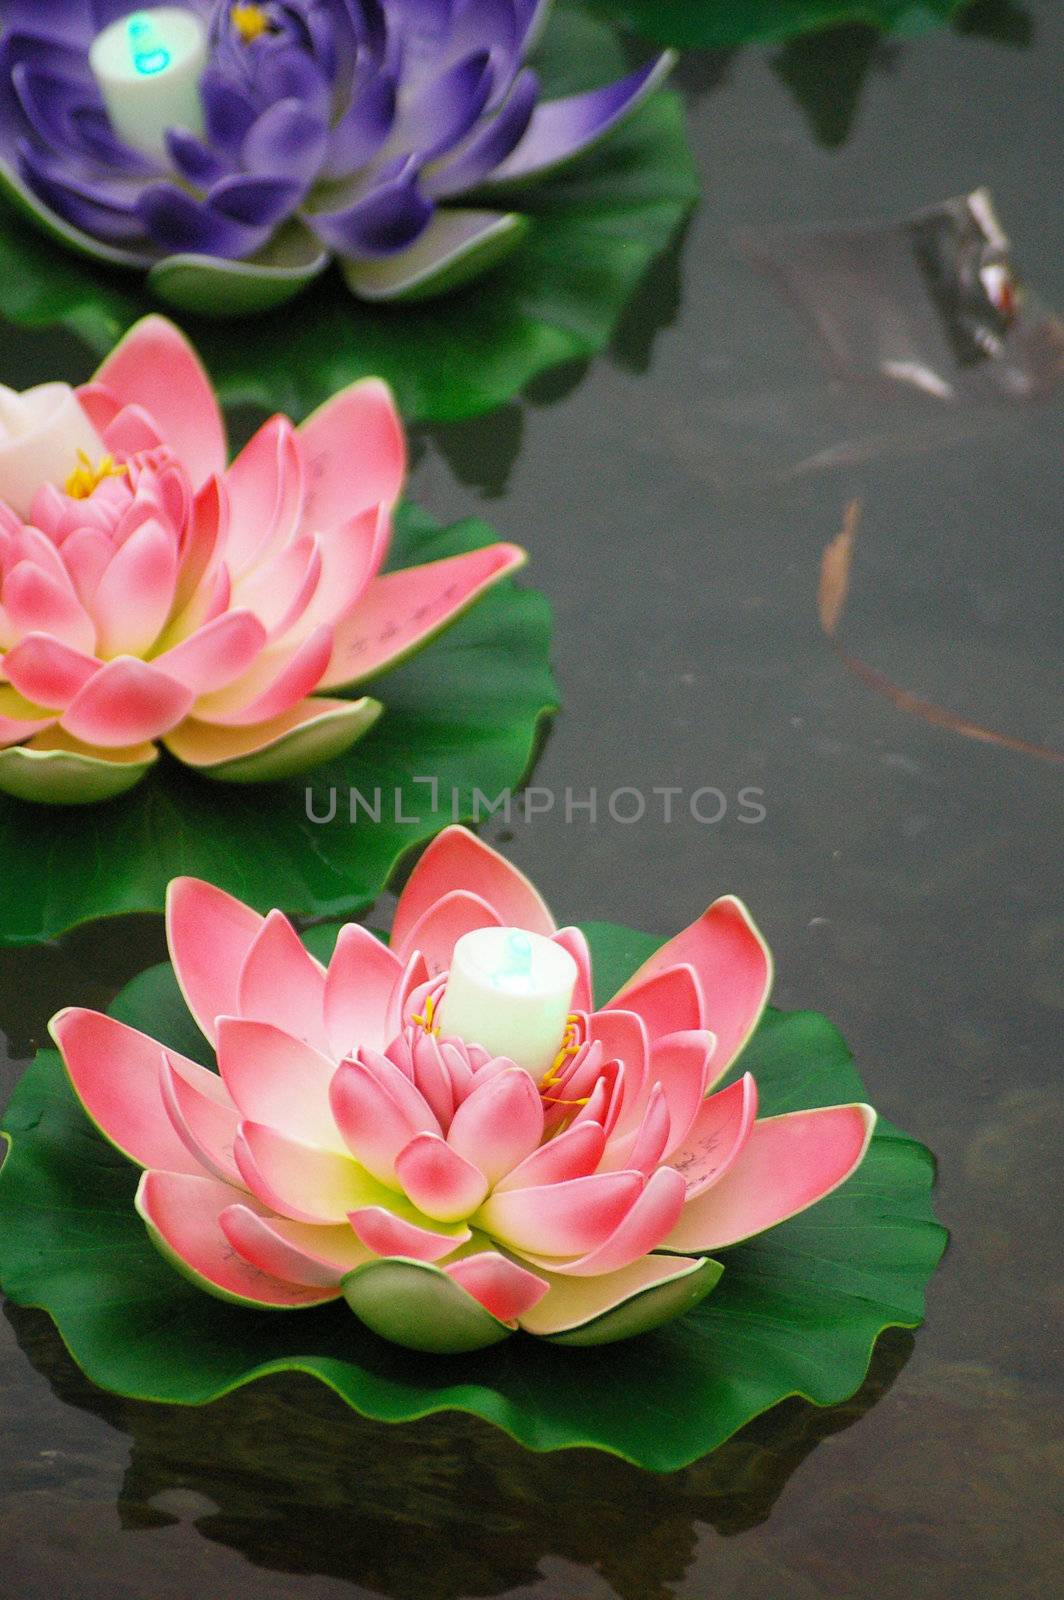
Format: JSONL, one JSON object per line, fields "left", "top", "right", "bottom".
{"left": 2, "top": 6, "right": 1062, "bottom": 1596}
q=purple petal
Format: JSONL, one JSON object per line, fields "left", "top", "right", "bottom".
{"left": 166, "top": 127, "right": 230, "bottom": 188}
{"left": 340, "top": 205, "right": 526, "bottom": 300}
{"left": 449, "top": 0, "right": 519, "bottom": 58}
{"left": 254, "top": 45, "right": 332, "bottom": 122}
{"left": 307, "top": 178, "right": 434, "bottom": 257}
{"left": 201, "top": 73, "right": 259, "bottom": 155}
{"left": 387, "top": 0, "right": 453, "bottom": 37}
{"left": 394, "top": 49, "right": 494, "bottom": 163}
{"left": 483, "top": 55, "right": 673, "bottom": 185}
{"left": 11, "top": 64, "right": 92, "bottom": 155}
{"left": 241, "top": 99, "right": 328, "bottom": 186}
{"left": 208, "top": 172, "right": 304, "bottom": 227}
{"left": 322, "top": 66, "right": 396, "bottom": 180}
{"left": 424, "top": 68, "right": 537, "bottom": 197}
{"left": 71, "top": 106, "right": 163, "bottom": 174}
{"left": 16, "top": 142, "right": 149, "bottom": 245}
{"left": 136, "top": 183, "right": 272, "bottom": 259}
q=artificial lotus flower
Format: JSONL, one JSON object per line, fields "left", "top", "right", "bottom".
{"left": 0, "top": 315, "right": 523, "bottom": 803}
{"left": 0, "top": 1, "right": 673, "bottom": 311}
{"left": 52, "top": 826, "right": 877, "bottom": 1352}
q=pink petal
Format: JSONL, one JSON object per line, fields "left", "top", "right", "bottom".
{"left": 663, "top": 1103, "right": 877, "bottom": 1253}
{"left": 0, "top": 690, "right": 56, "bottom": 744}
{"left": 50, "top": 1007, "right": 208, "bottom": 1175}
{"left": 2, "top": 635, "right": 98, "bottom": 709}
{"left": 170, "top": 474, "right": 227, "bottom": 622}
{"left": 617, "top": 1082, "right": 671, "bottom": 1176}
{"left": 495, "top": 1120, "right": 607, "bottom": 1192}
{"left": 237, "top": 909, "right": 329, "bottom": 1052}
{"left": 447, "top": 1067, "right": 545, "bottom": 1188}
{"left": 298, "top": 377, "right": 405, "bottom": 533}
{"left": 551, "top": 927, "right": 593, "bottom": 1011}
{"left": 216, "top": 1017, "right": 345, "bottom": 1152}
{"left": 320, "top": 543, "right": 526, "bottom": 689}
{"left": 667, "top": 1073, "right": 758, "bottom": 1197}
{"left": 3, "top": 559, "right": 95, "bottom": 655}
{"left": 392, "top": 825, "right": 555, "bottom": 960}
{"left": 89, "top": 517, "right": 179, "bottom": 658}
{"left": 231, "top": 534, "right": 322, "bottom": 641}
{"left": 234, "top": 1121, "right": 369, "bottom": 1224}
{"left": 192, "top": 624, "right": 333, "bottom": 726}
{"left": 163, "top": 694, "right": 379, "bottom": 775}
{"left": 86, "top": 316, "right": 227, "bottom": 491}
{"left": 444, "top": 1252, "right": 548, "bottom": 1322}
{"left": 280, "top": 505, "right": 388, "bottom": 641}
{"left": 520, "top": 1166, "right": 687, "bottom": 1277}
{"left": 518, "top": 1254, "right": 710, "bottom": 1338}
{"left": 613, "top": 963, "right": 705, "bottom": 1043}
{"left": 219, "top": 1205, "right": 370, "bottom": 1288}
{"left": 323, "top": 921, "right": 404, "bottom": 1059}
{"left": 166, "top": 876, "right": 264, "bottom": 1047}
{"left": 102, "top": 401, "right": 166, "bottom": 458}
{"left": 585, "top": 1009, "right": 649, "bottom": 1136}
{"left": 394, "top": 1131, "right": 489, "bottom": 1221}
{"left": 136, "top": 1171, "right": 336, "bottom": 1306}
{"left": 611, "top": 897, "right": 772, "bottom": 1086}
{"left": 153, "top": 611, "right": 268, "bottom": 695}
{"left": 223, "top": 414, "right": 305, "bottom": 573}
{"left": 60, "top": 528, "right": 114, "bottom": 610}
{"left": 159, "top": 1051, "right": 242, "bottom": 1185}
{"left": 644, "top": 1031, "right": 716, "bottom": 1157}
{"left": 478, "top": 1171, "right": 644, "bottom": 1258}
{"left": 329, "top": 1054, "right": 439, "bottom": 1186}
{"left": 348, "top": 1205, "right": 470, "bottom": 1263}
{"left": 60, "top": 656, "right": 193, "bottom": 746}
{"left": 397, "top": 888, "right": 503, "bottom": 979}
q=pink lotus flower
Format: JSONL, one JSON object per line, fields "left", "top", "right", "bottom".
{"left": 52, "top": 827, "right": 876, "bottom": 1352}
{"left": 0, "top": 317, "right": 522, "bottom": 803}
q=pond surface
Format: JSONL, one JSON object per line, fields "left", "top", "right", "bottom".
{"left": 2, "top": 4, "right": 1062, "bottom": 1596}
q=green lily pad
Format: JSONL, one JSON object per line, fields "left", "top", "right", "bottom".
{"left": 0, "top": 920, "right": 947, "bottom": 1470}
{"left": 589, "top": 0, "right": 965, "bottom": 47}
{"left": 0, "top": 7, "right": 696, "bottom": 425}
{"left": 0, "top": 503, "right": 557, "bottom": 945}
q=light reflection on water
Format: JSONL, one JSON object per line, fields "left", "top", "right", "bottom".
{"left": 2, "top": 2, "right": 1063, "bottom": 1596}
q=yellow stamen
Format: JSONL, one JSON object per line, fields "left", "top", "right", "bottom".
{"left": 231, "top": 4, "right": 273, "bottom": 43}
{"left": 409, "top": 991, "right": 440, "bottom": 1037}
{"left": 539, "top": 1015, "right": 580, "bottom": 1092}
{"left": 64, "top": 450, "right": 128, "bottom": 500}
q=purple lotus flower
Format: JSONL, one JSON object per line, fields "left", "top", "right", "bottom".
{"left": 0, "top": 2, "right": 672, "bottom": 312}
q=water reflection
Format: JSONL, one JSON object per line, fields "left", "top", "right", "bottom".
{"left": 5, "top": 1302, "right": 912, "bottom": 1598}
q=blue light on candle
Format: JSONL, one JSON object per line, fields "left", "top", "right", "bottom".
{"left": 127, "top": 13, "right": 172, "bottom": 75}
{"left": 494, "top": 931, "right": 534, "bottom": 992}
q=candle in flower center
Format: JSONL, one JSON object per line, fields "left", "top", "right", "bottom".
{"left": 89, "top": 8, "right": 208, "bottom": 160}
{"left": 0, "top": 385, "right": 105, "bottom": 520}
{"left": 437, "top": 928, "right": 578, "bottom": 1077}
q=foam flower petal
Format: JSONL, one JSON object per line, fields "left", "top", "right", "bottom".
{"left": 611, "top": 896, "right": 773, "bottom": 1085}
{"left": 477, "top": 1171, "right": 644, "bottom": 1258}
{"left": 517, "top": 1252, "right": 721, "bottom": 1344}
{"left": 395, "top": 888, "right": 503, "bottom": 979}
{"left": 297, "top": 378, "right": 406, "bottom": 532}
{"left": 236, "top": 909, "right": 329, "bottom": 1052}
{"left": 614, "top": 962, "right": 705, "bottom": 1042}
{"left": 136, "top": 1171, "right": 337, "bottom": 1308}
{"left": 392, "top": 822, "right": 555, "bottom": 957}
{"left": 158, "top": 1052, "right": 242, "bottom": 1187}
{"left": 215, "top": 1018, "right": 345, "bottom": 1153}
{"left": 663, "top": 1105, "right": 877, "bottom": 1255}
{"left": 519, "top": 1166, "right": 687, "bottom": 1278}
{"left": 444, "top": 1250, "right": 548, "bottom": 1322}
{"left": 234, "top": 1122, "right": 369, "bottom": 1225}
{"left": 667, "top": 1073, "right": 758, "bottom": 1198}
{"left": 219, "top": 1206, "right": 370, "bottom": 1289}
{"left": 85, "top": 317, "right": 227, "bottom": 490}
{"left": 0, "top": 729, "right": 157, "bottom": 804}
{"left": 49, "top": 1008, "right": 208, "bottom": 1176}
{"left": 446, "top": 1066, "right": 544, "bottom": 1187}
{"left": 394, "top": 1132, "right": 490, "bottom": 1222}
{"left": 320, "top": 543, "right": 527, "bottom": 689}
{"left": 341, "top": 1258, "right": 512, "bottom": 1353}
{"left": 161, "top": 695, "right": 382, "bottom": 783}
{"left": 60, "top": 657, "right": 194, "bottom": 747}
{"left": 2, "top": 634, "right": 98, "bottom": 708}
{"left": 166, "top": 877, "right": 265, "bottom": 1048}
{"left": 347, "top": 1205, "right": 471, "bottom": 1263}
{"left": 323, "top": 923, "right": 405, "bottom": 1059}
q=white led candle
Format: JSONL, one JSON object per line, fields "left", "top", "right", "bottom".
{"left": 89, "top": 8, "right": 208, "bottom": 160}
{"left": 437, "top": 928, "right": 578, "bottom": 1077}
{"left": 0, "top": 385, "right": 105, "bottom": 519}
